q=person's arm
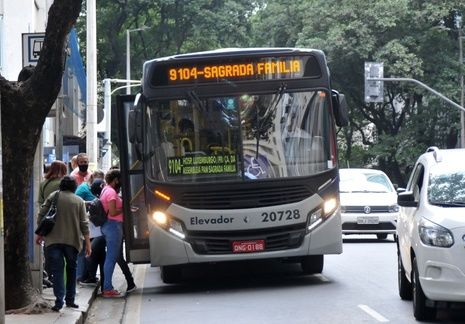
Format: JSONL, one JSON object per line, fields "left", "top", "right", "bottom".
{"left": 84, "top": 234, "right": 92, "bottom": 257}
{"left": 108, "top": 199, "right": 123, "bottom": 216}
{"left": 35, "top": 193, "right": 53, "bottom": 245}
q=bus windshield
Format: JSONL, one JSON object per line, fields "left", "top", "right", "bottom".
{"left": 145, "top": 89, "right": 335, "bottom": 183}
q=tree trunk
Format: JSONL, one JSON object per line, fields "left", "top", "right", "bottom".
{"left": 0, "top": 0, "right": 82, "bottom": 311}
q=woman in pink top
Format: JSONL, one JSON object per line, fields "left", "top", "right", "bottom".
{"left": 99, "top": 169, "right": 124, "bottom": 297}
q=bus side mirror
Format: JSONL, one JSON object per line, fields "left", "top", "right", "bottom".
{"left": 331, "top": 91, "right": 349, "bottom": 127}
{"left": 128, "top": 94, "right": 143, "bottom": 144}
{"left": 128, "top": 94, "right": 143, "bottom": 161}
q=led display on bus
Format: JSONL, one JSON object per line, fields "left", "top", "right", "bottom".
{"left": 150, "top": 55, "right": 322, "bottom": 86}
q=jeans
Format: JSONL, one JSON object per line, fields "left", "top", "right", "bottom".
{"left": 86, "top": 235, "right": 135, "bottom": 292}
{"left": 76, "top": 240, "right": 87, "bottom": 281}
{"left": 101, "top": 220, "right": 123, "bottom": 291}
{"left": 46, "top": 244, "right": 78, "bottom": 308}
{"left": 86, "top": 236, "right": 106, "bottom": 282}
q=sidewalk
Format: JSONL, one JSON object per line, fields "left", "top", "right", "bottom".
{"left": 5, "top": 282, "right": 99, "bottom": 324}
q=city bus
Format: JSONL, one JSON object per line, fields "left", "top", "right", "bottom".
{"left": 116, "top": 48, "right": 349, "bottom": 283}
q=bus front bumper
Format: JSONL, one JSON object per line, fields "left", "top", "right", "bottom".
{"left": 149, "top": 211, "right": 342, "bottom": 267}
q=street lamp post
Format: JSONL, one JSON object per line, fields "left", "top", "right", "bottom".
{"left": 454, "top": 10, "right": 465, "bottom": 148}
{"left": 126, "top": 27, "right": 149, "bottom": 94}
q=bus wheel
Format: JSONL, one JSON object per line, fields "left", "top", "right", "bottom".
{"left": 412, "top": 258, "right": 436, "bottom": 321}
{"left": 160, "top": 265, "right": 182, "bottom": 284}
{"left": 376, "top": 233, "right": 388, "bottom": 240}
{"left": 301, "top": 255, "right": 323, "bottom": 274}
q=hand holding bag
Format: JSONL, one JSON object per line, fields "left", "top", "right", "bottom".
{"left": 35, "top": 190, "right": 60, "bottom": 236}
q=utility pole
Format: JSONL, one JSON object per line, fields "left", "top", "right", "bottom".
{"left": 0, "top": 95, "right": 4, "bottom": 324}
{"left": 86, "top": 0, "right": 98, "bottom": 166}
{"left": 456, "top": 12, "right": 465, "bottom": 148}
{"left": 126, "top": 27, "right": 149, "bottom": 94}
{"left": 102, "top": 79, "right": 112, "bottom": 170}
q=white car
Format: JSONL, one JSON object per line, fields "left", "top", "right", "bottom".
{"left": 397, "top": 147, "right": 465, "bottom": 321}
{"left": 339, "top": 168, "right": 399, "bottom": 239}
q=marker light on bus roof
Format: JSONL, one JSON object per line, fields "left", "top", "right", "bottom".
{"left": 153, "top": 211, "right": 167, "bottom": 225}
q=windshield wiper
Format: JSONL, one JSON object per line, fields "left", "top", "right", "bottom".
{"left": 430, "top": 201, "right": 465, "bottom": 207}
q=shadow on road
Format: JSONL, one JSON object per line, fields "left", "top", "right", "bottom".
{"left": 343, "top": 235, "right": 396, "bottom": 244}
{"left": 151, "top": 259, "right": 331, "bottom": 294}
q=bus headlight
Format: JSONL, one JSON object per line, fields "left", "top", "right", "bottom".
{"left": 152, "top": 211, "right": 186, "bottom": 240}
{"left": 307, "top": 198, "right": 338, "bottom": 233}
{"left": 153, "top": 211, "right": 168, "bottom": 225}
{"left": 323, "top": 198, "right": 337, "bottom": 215}
{"left": 307, "top": 209, "right": 323, "bottom": 232}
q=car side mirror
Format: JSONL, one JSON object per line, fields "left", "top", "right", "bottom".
{"left": 397, "top": 191, "right": 418, "bottom": 208}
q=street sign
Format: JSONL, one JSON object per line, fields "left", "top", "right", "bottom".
{"left": 22, "top": 33, "right": 45, "bottom": 67}
{"left": 364, "top": 62, "right": 384, "bottom": 103}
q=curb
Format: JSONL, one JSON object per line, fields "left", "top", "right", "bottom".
{"left": 5, "top": 283, "right": 100, "bottom": 324}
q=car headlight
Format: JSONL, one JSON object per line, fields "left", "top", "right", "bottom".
{"left": 388, "top": 204, "right": 400, "bottom": 213}
{"left": 418, "top": 217, "right": 454, "bottom": 248}
{"left": 152, "top": 211, "right": 186, "bottom": 240}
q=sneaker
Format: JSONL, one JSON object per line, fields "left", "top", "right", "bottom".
{"left": 79, "top": 277, "right": 98, "bottom": 287}
{"left": 66, "top": 303, "right": 79, "bottom": 309}
{"left": 102, "top": 289, "right": 124, "bottom": 298}
{"left": 126, "top": 283, "right": 136, "bottom": 293}
{"left": 43, "top": 278, "right": 53, "bottom": 288}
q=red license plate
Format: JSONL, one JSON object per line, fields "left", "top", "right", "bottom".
{"left": 232, "top": 240, "right": 265, "bottom": 253}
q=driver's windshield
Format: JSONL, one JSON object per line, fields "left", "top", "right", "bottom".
{"left": 428, "top": 165, "right": 465, "bottom": 205}
{"left": 146, "top": 90, "right": 335, "bottom": 183}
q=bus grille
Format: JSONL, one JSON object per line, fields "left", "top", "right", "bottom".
{"left": 187, "top": 224, "right": 306, "bottom": 255}
{"left": 180, "top": 185, "right": 310, "bottom": 209}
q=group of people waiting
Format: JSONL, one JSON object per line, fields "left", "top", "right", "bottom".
{"left": 35, "top": 153, "right": 135, "bottom": 312}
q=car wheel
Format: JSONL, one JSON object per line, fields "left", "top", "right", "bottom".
{"left": 301, "top": 255, "right": 324, "bottom": 274}
{"left": 160, "top": 265, "right": 183, "bottom": 284}
{"left": 376, "top": 233, "right": 388, "bottom": 240}
{"left": 412, "top": 258, "right": 436, "bottom": 321}
{"left": 397, "top": 252, "right": 412, "bottom": 300}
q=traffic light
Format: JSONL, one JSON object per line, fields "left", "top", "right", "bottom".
{"left": 364, "top": 62, "right": 384, "bottom": 103}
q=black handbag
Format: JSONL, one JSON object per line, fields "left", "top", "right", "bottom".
{"left": 35, "top": 191, "right": 60, "bottom": 236}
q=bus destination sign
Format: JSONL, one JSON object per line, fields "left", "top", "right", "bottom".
{"left": 169, "top": 58, "right": 302, "bottom": 83}
{"left": 151, "top": 55, "right": 321, "bottom": 86}
{"left": 168, "top": 154, "right": 237, "bottom": 176}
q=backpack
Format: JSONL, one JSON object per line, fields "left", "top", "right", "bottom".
{"left": 88, "top": 198, "right": 108, "bottom": 226}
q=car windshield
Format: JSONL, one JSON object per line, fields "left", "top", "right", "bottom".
{"left": 428, "top": 165, "right": 465, "bottom": 205}
{"left": 339, "top": 171, "right": 393, "bottom": 193}
{"left": 145, "top": 90, "right": 335, "bottom": 183}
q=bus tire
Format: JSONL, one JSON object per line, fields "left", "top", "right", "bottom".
{"left": 301, "top": 255, "right": 323, "bottom": 274}
{"left": 376, "top": 233, "right": 388, "bottom": 240}
{"left": 160, "top": 265, "right": 182, "bottom": 284}
{"left": 413, "top": 258, "right": 436, "bottom": 321}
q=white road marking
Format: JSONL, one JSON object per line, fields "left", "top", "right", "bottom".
{"left": 123, "top": 264, "right": 148, "bottom": 324}
{"left": 358, "top": 304, "right": 390, "bottom": 322}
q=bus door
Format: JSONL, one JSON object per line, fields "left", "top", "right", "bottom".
{"left": 116, "top": 94, "right": 150, "bottom": 263}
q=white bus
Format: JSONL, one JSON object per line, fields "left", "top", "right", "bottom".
{"left": 117, "top": 48, "right": 348, "bottom": 283}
